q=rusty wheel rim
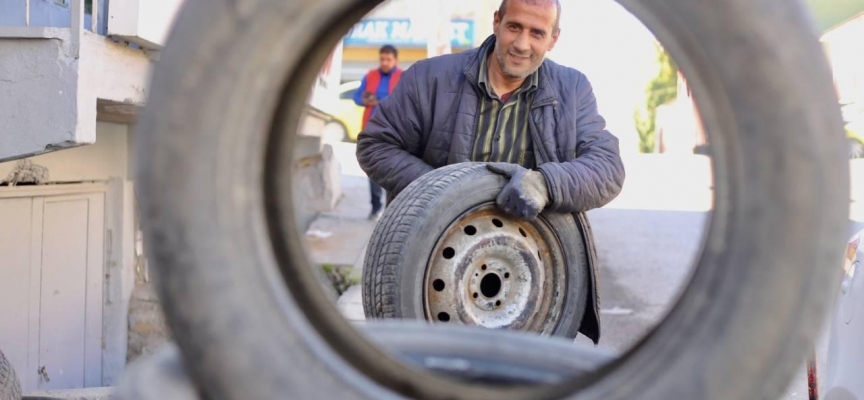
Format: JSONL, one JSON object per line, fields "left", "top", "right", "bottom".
{"left": 423, "top": 203, "right": 567, "bottom": 333}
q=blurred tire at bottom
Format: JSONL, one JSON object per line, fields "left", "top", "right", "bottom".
{"left": 117, "top": 322, "right": 615, "bottom": 400}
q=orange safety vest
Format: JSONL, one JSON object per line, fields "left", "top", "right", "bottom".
{"left": 362, "top": 68, "right": 402, "bottom": 129}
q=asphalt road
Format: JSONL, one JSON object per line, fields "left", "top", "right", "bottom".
{"left": 589, "top": 208, "right": 864, "bottom": 348}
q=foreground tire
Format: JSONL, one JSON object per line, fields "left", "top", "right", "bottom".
{"left": 363, "top": 164, "right": 588, "bottom": 337}
{"left": 136, "top": 0, "right": 848, "bottom": 399}
{"left": 363, "top": 322, "right": 614, "bottom": 385}
{"left": 117, "top": 346, "right": 200, "bottom": 400}
{"left": 116, "top": 322, "right": 616, "bottom": 400}
{"left": 0, "top": 350, "right": 21, "bottom": 400}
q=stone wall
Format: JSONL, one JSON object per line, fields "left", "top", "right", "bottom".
{"left": 126, "top": 283, "right": 171, "bottom": 365}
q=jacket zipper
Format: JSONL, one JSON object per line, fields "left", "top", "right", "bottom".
{"left": 469, "top": 96, "right": 482, "bottom": 160}
{"left": 529, "top": 99, "right": 558, "bottom": 163}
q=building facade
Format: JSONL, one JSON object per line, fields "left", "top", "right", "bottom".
{"left": 0, "top": 0, "right": 340, "bottom": 392}
{"left": 339, "top": 0, "right": 500, "bottom": 82}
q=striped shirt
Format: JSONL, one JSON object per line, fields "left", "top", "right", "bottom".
{"left": 471, "top": 46, "right": 539, "bottom": 168}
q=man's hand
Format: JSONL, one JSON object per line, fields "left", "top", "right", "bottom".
{"left": 362, "top": 92, "right": 378, "bottom": 106}
{"left": 486, "top": 163, "right": 550, "bottom": 220}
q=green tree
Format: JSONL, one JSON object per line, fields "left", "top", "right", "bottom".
{"left": 634, "top": 44, "right": 679, "bottom": 153}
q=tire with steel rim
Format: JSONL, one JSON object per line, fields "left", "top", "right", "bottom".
{"left": 362, "top": 163, "right": 589, "bottom": 337}
{"left": 135, "top": 0, "right": 848, "bottom": 399}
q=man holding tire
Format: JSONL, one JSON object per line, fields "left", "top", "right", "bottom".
{"left": 357, "top": 0, "right": 624, "bottom": 342}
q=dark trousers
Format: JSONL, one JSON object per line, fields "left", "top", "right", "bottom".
{"left": 370, "top": 179, "right": 384, "bottom": 214}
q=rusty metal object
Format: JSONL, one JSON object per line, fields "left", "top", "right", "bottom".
{"left": 807, "top": 352, "right": 819, "bottom": 400}
{"left": 424, "top": 204, "right": 566, "bottom": 334}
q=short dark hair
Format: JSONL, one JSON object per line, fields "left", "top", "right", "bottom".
{"left": 498, "top": 0, "right": 562, "bottom": 32}
{"left": 380, "top": 45, "right": 398, "bottom": 58}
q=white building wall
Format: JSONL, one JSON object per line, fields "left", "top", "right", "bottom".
{"left": 0, "top": 122, "right": 137, "bottom": 386}
{"left": 0, "top": 30, "right": 83, "bottom": 162}
{"left": 0, "top": 122, "right": 132, "bottom": 182}
{"left": 822, "top": 12, "right": 864, "bottom": 106}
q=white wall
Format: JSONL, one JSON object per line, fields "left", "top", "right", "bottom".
{"left": 0, "top": 121, "right": 137, "bottom": 386}
{"left": 80, "top": 30, "right": 152, "bottom": 106}
{"left": 822, "top": 13, "right": 864, "bottom": 106}
{"left": 0, "top": 33, "right": 84, "bottom": 162}
{"left": 108, "top": 0, "right": 184, "bottom": 49}
{"left": 0, "top": 28, "right": 150, "bottom": 163}
{"left": 0, "top": 123, "right": 132, "bottom": 182}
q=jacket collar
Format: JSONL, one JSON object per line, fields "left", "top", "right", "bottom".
{"left": 464, "top": 35, "right": 558, "bottom": 106}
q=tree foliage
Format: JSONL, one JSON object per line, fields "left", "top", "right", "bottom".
{"left": 634, "top": 44, "right": 678, "bottom": 153}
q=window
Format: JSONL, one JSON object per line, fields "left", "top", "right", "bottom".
{"left": 52, "top": 0, "right": 93, "bottom": 14}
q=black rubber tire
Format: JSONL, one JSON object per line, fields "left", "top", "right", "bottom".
{"left": 135, "top": 0, "right": 848, "bottom": 399}
{"left": 115, "top": 322, "right": 615, "bottom": 400}
{"left": 362, "top": 322, "right": 613, "bottom": 385}
{"left": 362, "top": 163, "right": 588, "bottom": 338}
{"left": 116, "top": 346, "right": 200, "bottom": 400}
{"left": 0, "top": 350, "right": 21, "bottom": 400}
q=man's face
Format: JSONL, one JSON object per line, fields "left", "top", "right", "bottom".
{"left": 493, "top": 1, "right": 560, "bottom": 79}
{"left": 379, "top": 52, "right": 397, "bottom": 73}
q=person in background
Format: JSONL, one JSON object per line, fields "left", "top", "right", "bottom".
{"left": 354, "top": 44, "right": 402, "bottom": 221}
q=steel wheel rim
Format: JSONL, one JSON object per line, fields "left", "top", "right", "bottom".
{"left": 423, "top": 203, "right": 567, "bottom": 333}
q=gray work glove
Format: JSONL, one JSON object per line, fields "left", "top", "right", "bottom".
{"left": 486, "top": 163, "right": 550, "bottom": 220}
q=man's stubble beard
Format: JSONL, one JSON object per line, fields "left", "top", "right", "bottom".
{"left": 495, "top": 46, "right": 539, "bottom": 80}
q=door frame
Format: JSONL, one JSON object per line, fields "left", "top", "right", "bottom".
{"left": 0, "top": 182, "right": 111, "bottom": 389}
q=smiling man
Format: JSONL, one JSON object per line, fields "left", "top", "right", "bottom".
{"left": 356, "top": 0, "right": 624, "bottom": 342}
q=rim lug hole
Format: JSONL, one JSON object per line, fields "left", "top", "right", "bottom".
{"left": 473, "top": 293, "right": 479, "bottom": 299}
{"left": 495, "top": 300, "right": 501, "bottom": 307}
{"left": 504, "top": 273, "right": 510, "bottom": 279}
{"left": 481, "top": 264, "right": 487, "bottom": 270}
{"left": 432, "top": 279, "right": 445, "bottom": 292}
{"left": 443, "top": 247, "right": 455, "bottom": 259}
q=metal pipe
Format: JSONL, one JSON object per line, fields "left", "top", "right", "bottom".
{"left": 91, "top": 0, "right": 99, "bottom": 33}
{"left": 70, "top": 0, "right": 83, "bottom": 57}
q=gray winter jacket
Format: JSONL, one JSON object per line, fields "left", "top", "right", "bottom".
{"left": 356, "top": 35, "right": 625, "bottom": 342}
